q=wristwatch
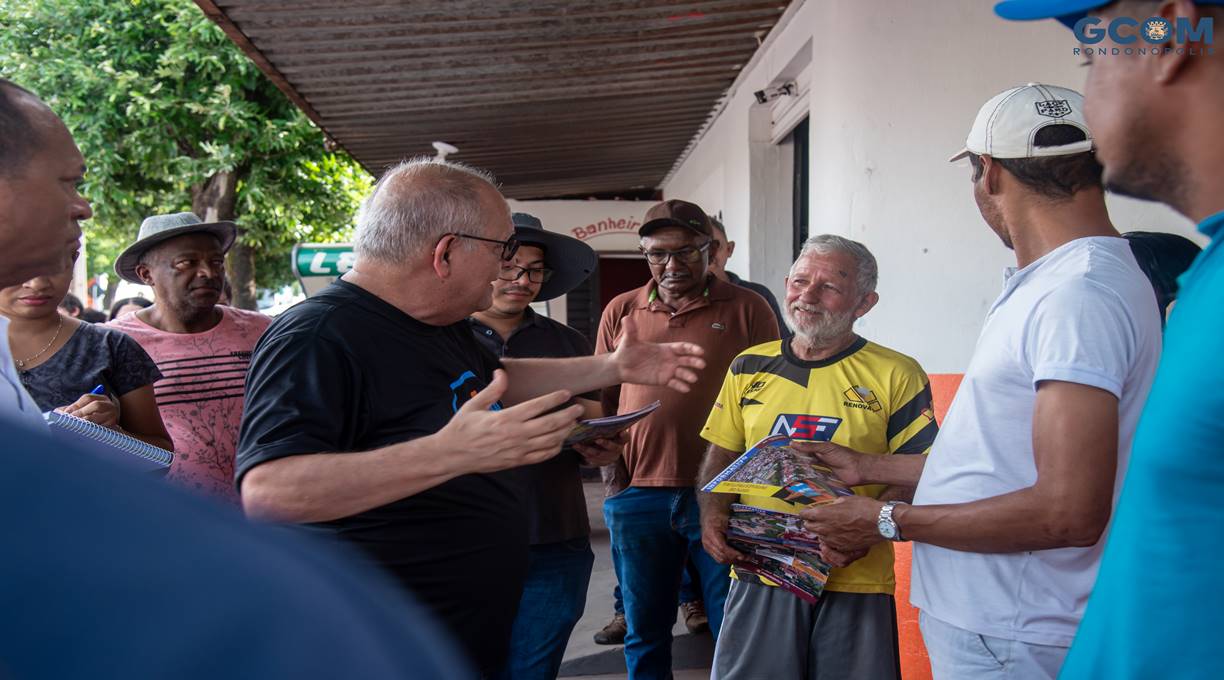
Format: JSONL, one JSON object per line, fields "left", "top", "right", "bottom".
{"left": 877, "top": 500, "right": 906, "bottom": 541}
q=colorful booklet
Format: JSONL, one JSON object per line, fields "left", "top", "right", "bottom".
{"left": 564, "top": 400, "right": 661, "bottom": 446}
{"left": 726, "top": 503, "right": 831, "bottom": 603}
{"left": 730, "top": 542, "right": 832, "bottom": 605}
{"left": 727, "top": 503, "right": 822, "bottom": 553}
{"left": 701, "top": 433, "right": 854, "bottom": 505}
{"left": 43, "top": 410, "right": 173, "bottom": 474}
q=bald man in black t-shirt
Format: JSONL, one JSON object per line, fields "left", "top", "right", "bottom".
{"left": 237, "top": 159, "right": 706, "bottom": 675}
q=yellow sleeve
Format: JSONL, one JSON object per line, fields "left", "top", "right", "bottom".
{"left": 886, "top": 361, "right": 939, "bottom": 454}
{"left": 701, "top": 362, "right": 748, "bottom": 453}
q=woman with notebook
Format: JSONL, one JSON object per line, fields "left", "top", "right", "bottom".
{"left": 1, "top": 255, "right": 172, "bottom": 451}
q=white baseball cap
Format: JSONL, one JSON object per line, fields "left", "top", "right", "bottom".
{"left": 949, "top": 83, "right": 1093, "bottom": 162}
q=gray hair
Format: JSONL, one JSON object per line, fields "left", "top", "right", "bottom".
{"left": 793, "top": 234, "right": 879, "bottom": 296}
{"left": 353, "top": 157, "right": 504, "bottom": 262}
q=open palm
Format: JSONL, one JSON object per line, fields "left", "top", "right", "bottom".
{"left": 611, "top": 316, "right": 707, "bottom": 392}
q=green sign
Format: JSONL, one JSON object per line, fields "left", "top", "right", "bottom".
{"left": 294, "top": 244, "right": 354, "bottom": 277}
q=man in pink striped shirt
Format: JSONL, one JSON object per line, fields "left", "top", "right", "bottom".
{"left": 110, "top": 212, "right": 270, "bottom": 505}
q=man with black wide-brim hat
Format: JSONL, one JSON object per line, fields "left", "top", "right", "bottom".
{"left": 469, "top": 212, "right": 620, "bottom": 679}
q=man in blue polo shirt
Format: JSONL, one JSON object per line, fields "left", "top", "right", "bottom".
{"left": 995, "top": 1, "right": 1224, "bottom": 677}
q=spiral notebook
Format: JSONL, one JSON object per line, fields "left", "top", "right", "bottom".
{"left": 43, "top": 411, "right": 173, "bottom": 474}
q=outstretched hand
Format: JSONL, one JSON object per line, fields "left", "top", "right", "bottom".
{"left": 610, "top": 315, "right": 706, "bottom": 392}
{"left": 438, "top": 369, "right": 583, "bottom": 474}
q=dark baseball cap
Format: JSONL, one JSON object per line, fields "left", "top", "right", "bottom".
{"left": 638, "top": 199, "right": 714, "bottom": 238}
{"left": 995, "top": 0, "right": 1224, "bottom": 28}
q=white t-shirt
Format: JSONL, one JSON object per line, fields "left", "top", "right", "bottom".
{"left": 910, "top": 236, "right": 1161, "bottom": 647}
{"left": 0, "top": 316, "right": 49, "bottom": 429}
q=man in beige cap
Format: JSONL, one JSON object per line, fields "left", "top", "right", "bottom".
{"left": 109, "top": 212, "right": 270, "bottom": 505}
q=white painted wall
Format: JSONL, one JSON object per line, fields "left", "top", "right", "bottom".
{"left": 506, "top": 199, "right": 655, "bottom": 254}
{"left": 663, "top": 0, "right": 1201, "bottom": 374}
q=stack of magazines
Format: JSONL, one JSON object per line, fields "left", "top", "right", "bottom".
{"left": 703, "top": 434, "right": 857, "bottom": 603}
{"left": 726, "top": 503, "right": 830, "bottom": 604}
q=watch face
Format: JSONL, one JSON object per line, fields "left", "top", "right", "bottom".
{"left": 878, "top": 520, "right": 897, "bottom": 539}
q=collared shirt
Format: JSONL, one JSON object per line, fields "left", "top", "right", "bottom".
{"left": 0, "top": 316, "right": 48, "bottom": 429}
{"left": 1061, "top": 211, "right": 1224, "bottom": 677}
{"left": 595, "top": 275, "right": 780, "bottom": 487}
{"left": 468, "top": 307, "right": 597, "bottom": 545}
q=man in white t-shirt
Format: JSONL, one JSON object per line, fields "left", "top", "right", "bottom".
{"left": 0, "top": 79, "right": 91, "bottom": 425}
{"left": 795, "top": 84, "right": 1162, "bottom": 679}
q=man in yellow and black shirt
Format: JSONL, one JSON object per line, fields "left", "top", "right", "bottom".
{"left": 697, "top": 235, "right": 936, "bottom": 680}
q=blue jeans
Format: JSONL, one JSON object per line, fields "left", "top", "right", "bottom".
{"left": 604, "top": 487, "right": 730, "bottom": 679}
{"left": 495, "top": 537, "right": 594, "bottom": 680}
{"left": 614, "top": 561, "right": 702, "bottom": 615}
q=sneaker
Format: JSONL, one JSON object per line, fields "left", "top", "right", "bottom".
{"left": 593, "top": 612, "right": 627, "bottom": 645}
{"left": 681, "top": 600, "right": 709, "bottom": 634}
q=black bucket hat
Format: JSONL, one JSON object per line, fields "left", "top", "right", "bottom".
{"left": 511, "top": 212, "right": 597, "bottom": 302}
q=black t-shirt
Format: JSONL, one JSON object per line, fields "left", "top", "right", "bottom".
{"left": 19, "top": 321, "right": 162, "bottom": 411}
{"left": 236, "top": 280, "right": 522, "bottom": 675}
{"left": 469, "top": 308, "right": 596, "bottom": 546}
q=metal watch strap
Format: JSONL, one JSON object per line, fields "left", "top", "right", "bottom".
{"left": 880, "top": 500, "right": 905, "bottom": 541}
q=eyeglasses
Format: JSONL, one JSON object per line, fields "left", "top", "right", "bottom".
{"left": 498, "top": 264, "right": 554, "bottom": 284}
{"left": 640, "top": 241, "right": 712, "bottom": 266}
{"left": 450, "top": 232, "right": 520, "bottom": 261}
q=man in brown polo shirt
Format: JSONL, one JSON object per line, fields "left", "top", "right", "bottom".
{"left": 597, "top": 199, "right": 778, "bottom": 678}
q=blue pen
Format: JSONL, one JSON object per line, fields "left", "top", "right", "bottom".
{"left": 89, "top": 384, "right": 105, "bottom": 395}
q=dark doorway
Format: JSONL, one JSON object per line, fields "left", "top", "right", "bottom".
{"left": 791, "top": 117, "right": 810, "bottom": 259}
{"left": 565, "top": 255, "right": 651, "bottom": 344}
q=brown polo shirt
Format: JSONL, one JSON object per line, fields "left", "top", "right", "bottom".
{"left": 596, "top": 275, "right": 779, "bottom": 487}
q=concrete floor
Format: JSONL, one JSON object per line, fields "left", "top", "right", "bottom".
{"left": 558, "top": 481, "right": 713, "bottom": 678}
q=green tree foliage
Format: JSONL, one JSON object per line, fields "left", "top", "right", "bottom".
{"left": 0, "top": 0, "right": 370, "bottom": 306}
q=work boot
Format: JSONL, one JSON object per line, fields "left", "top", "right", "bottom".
{"left": 593, "top": 612, "right": 627, "bottom": 645}
{"left": 681, "top": 600, "right": 709, "bottom": 634}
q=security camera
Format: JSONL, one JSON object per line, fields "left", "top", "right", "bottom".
{"left": 754, "top": 82, "right": 797, "bottom": 105}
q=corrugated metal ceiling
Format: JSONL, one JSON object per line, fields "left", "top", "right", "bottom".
{"left": 195, "top": 0, "right": 789, "bottom": 198}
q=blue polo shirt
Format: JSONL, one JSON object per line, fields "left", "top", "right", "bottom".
{"left": 1061, "top": 211, "right": 1224, "bottom": 678}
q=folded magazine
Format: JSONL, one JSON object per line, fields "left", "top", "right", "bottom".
{"left": 730, "top": 541, "right": 831, "bottom": 605}
{"left": 726, "top": 503, "right": 831, "bottom": 603}
{"left": 700, "top": 433, "right": 854, "bottom": 505}
{"left": 563, "top": 400, "right": 661, "bottom": 446}
{"left": 727, "top": 503, "right": 822, "bottom": 553}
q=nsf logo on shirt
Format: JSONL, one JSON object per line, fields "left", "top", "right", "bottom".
{"left": 769, "top": 414, "right": 842, "bottom": 440}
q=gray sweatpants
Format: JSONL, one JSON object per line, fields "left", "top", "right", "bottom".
{"left": 712, "top": 579, "right": 901, "bottom": 680}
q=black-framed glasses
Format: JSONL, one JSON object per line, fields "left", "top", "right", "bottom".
{"left": 498, "top": 264, "right": 554, "bottom": 283}
{"left": 450, "top": 232, "right": 520, "bottom": 261}
{"left": 640, "top": 240, "right": 712, "bottom": 266}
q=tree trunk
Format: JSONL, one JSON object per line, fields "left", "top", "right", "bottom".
{"left": 102, "top": 276, "right": 121, "bottom": 312}
{"left": 226, "top": 242, "right": 258, "bottom": 310}
{"left": 190, "top": 169, "right": 258, "bottom": 311}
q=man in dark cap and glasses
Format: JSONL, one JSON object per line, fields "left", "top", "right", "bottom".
{"left": 595, "top": 198, "right": 779, "bottom": 678}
